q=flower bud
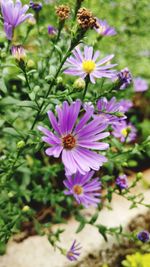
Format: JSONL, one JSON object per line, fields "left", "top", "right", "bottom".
{"left": 48, "top": 25, "right": 57, "bottom": 36}
{"left": 22, "top": 205, "right": 30, "bottom": 212}
{"left": 56, "top": 76, "right": 63, "bottom": 85}
{"left": 11, "top": 45, "right": 26, "bottom": 62}
{"left": 27, "top": 59, "right": 35, "bottom": 69}
{"left": 8, "top": 192, "right": 15, "bottom": 198}
{"left": 30, "top": 1, "right": 42, "bottom": 12}
{"left": 28, "top": 16, "right": 36, "bottom": 26}
{"left": 136, "top": 172, "right": 143, "bottom": 180}
{"left": 17, "top": 140, "right": 25, "bottom": 149}
{"left": 45, "top": 75, "right": 54, "bottom": 83}
{"left": 73, "top": 78, "right": 85, "bottom": 90}
{"left": 137, "top": 230, "right": 150, "bottom": 243}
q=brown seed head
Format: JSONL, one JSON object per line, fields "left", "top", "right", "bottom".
{"left": 77, "top": 7, "right": 98, "bottom": 29}
{"left": 55, "top": 5, "right": 70, "bottom": 21}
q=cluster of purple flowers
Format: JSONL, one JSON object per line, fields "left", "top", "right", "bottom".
{"left": 39, "top": 96, "right": 136, "bottom": 212}
{"left": 2, "top": 1, "right": 142, "bottom": 262}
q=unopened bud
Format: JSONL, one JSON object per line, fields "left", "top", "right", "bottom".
{"left": 11, "top": 45, "right": 26, "bottom": 62}
{"left": 17, "top": 140, "right": 25, "bottom": 149}
{"left": 56, "top": 76, "right": 63, "bottom": 85}
{"left": 73, "top": 78, "right": 85, "bottom": 90}
{"left": 136, "top": 172, "right": 143, "bottom": 180}
{"left": 28, "top": 17, "right": 36, "bottom": 26}
{"left": 22, "top": 205, "right": 30, "bottom": 212}
{"left": 27, "top": 59, "right": 35, "bottom": 69}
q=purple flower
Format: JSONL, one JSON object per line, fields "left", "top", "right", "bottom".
{"left": 47, "top": 25, "right": 57, "bottom": 35}
{"left": 96, "top": 97, "right": 126, "bottom": 125}
{"left": 118, "top": 99, "right": 133, "bottom": 113}
{"left": 64, "top": 46, "right": 117, "bottom": 84}
{"left": 66, "top": 240, "right": 81, "bottom": 261}
{"left": 117, "top": 68, "right": 132, "bottom": 90}
{"left": 1, "top": 0, "right": 33, "bottom": 40}
{"left": 112, "top": 121, "right": 137, "bottom": 143}
{"left": 95, "top": 19, "right": 116, "bottom": 36}
{"left": 64, "top": 171, "right": 101, "bottom": 208}
{"left": 137, "top": 230, "right": 150, "bottom": 243}
{"left": 116, "top": 174, "right": 128, "bottom": 190}
{"left": 38, "top": 100, "right": 109, "bottom": 175}
{"left": 30, "top": 1, "right": 42, "bottom": 12}
{"left": 133, "top": 77, "right": 148, "bottom": 92}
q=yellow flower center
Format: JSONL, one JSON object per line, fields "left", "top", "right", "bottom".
{"left": 82, "top": 60, "right": 96, "bottom": 74}
{"left": 121, "top": 128, "right": 128, "bottom": 137}
{"left": 98, "top": 24, "right": 106, "bottom": 34}
{"left": 73, "top": 185, "right": 83, "bottom": 195}
{"left": 67, "top": 251, "right": 74, "bottom": 257}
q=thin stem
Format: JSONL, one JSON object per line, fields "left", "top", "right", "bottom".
{"left": 6, "top": 40, "right": 11, "bottom": 53}
{"left": 45, "top": 21, "right": 64, "bottom": 75}
{"left": 23, "top": 68, "right": 32, "bottom": 92}
{"left": 73, "top": 0, "right": 82, "bottom": 21}
{"left": 82, "top": 76, "right": 90, "bottom": 101}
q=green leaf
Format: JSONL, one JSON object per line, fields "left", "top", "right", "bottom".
{"left": 76, "top": 220, "right": 86, "bottom": 233}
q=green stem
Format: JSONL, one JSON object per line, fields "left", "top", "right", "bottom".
{"left": 73, "top": 0, "right": 83, "bottom": 21}
{"left": 82, "top": 76, "right": 90, "bottom": 101}
{"left": 23, "top": 68, "right": 32, "bottom": 92}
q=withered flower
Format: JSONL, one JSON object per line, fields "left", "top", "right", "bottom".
{"left": 77, "top": 7, "right": 98, "bottom": 29}
{"left": 55, "top": 5, "right": 70, "bottom": 21}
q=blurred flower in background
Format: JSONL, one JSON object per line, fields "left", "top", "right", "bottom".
{"left": 133, "top": 77, "right": 148, "bottom": 92}
{"left": 118, "top": 99, "right": 133, "bottom": 113}
{"left": 95, "top": 19, "right": 116, "bottom": 36}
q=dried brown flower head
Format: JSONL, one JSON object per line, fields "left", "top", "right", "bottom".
{"left": 55, "top": 5, "right": 70, "bottom": 21}
{"left": 77, "top": 7, "right": 98, "bottom": 29}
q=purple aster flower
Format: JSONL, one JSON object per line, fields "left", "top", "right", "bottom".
{"left": 133, "top": 77, "right": 148, "bottom": 92}
{"left": 66, "top": 240, "right": 81, "bottom": 261}
{"left": 1, "top": 0, "right": 33, "bottom": 40}
{"left": 117, "top": 68, "right": 132, "bottom": 90}
{"left": 118, "top": 99, "right": 133, "bottom": 113}
{"left": 38, "top": 100, "right": 109, "bottom": 175}
{"left": 47, "top": 25, "right": 57, "bottom": 35}
{"left": 30, "top": 1, "right": 42, "bottom": 12}
{"left": 96, "top": 97, "right": 126, "bottom": 125}
{"left": 83, "top": 102, "right": 94, "bottom": 112}
{"left": 137, "top": 230, "right": 150, "bottom": 243}
{"left": 64, "top": 171, "right": 101, "bottom": 208}
{"left": 116, "top": 174, "right": 128, "bottom": 190}
{"left": 64, "top": 46, "right": 117, "bottom": 84}
{"left": 112, "top": 121, "right": 137, "bottom": 143}
{"left": 11, "top": 45, "right": 26, "bottom": 61}
{"left": 94, "top": 19, "right": 116, "bottom": 36}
